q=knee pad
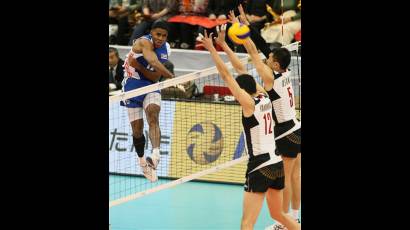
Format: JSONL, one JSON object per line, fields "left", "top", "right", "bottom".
{"left": 133, "top": 135, "right": 146, "bottom": 158}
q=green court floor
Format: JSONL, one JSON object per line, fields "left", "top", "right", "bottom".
{"left": 110, "top": 175, "right": 282, "bottom": 230}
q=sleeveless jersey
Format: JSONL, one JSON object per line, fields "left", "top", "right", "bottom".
{"left": 242, "top": 93, "right": 282, "bottom": 174}
{"left": 123, "top": 34, "right": 171, "bottom": 83}
{"left": 267, "top": 70, "right": 301, "bottom": 140}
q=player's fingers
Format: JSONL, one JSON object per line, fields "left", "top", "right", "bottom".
{"left": 216, "top": 25, "right": 220, "bottom": 33}
{"left": 209, "top": 32, "right": 213, "bottom": 39}
{"left": 238, "top": 4, "right": 244, "bottom": 13}
{"left": 197, "top": 33, "right": 204, "bottom": 42}
{"left": 227, "top": 15, "right": 233, "bottom": 23}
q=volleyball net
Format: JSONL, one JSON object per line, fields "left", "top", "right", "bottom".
{"left": 109, "top": 42, "right": 301, "bottom": 207}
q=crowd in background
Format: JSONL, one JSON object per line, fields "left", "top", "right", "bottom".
{"left": 109, "top": 0, "right": 301, "bottom": 94}
{"left": 109, "top": 0, "right": 301, "bottom": 49}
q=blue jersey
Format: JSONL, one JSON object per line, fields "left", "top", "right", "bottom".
{"left": 134, "top": 34, "right": 171, "bottom": 82}
{"left": 121, "top": 35, "right": 171, "bottom": 108}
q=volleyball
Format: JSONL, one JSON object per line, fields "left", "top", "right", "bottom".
{"left": 227, "top": 22, "right": 250, "bottom": 45}
{"left": 186, "top": 122, "right": 224, "bottom": 165}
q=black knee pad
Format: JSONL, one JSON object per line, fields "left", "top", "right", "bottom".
{"left": 133, "top": 135, "right": 145, "bottom": 157}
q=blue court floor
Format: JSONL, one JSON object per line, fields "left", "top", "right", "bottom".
{"left": 109, "top": 176, "right": 282, "bottom": 230}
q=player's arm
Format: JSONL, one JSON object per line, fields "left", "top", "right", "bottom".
{"left": 199, "top": 32, "right": 254, "bottom": 117}
{"left": 214, "top": 24, "right": 247, "bottom": 75}
{"left": 242, "top": 38, "right": 274, "bottom": 91}
{"left": 237, "top": 4, "right": 272, "bottom": 59}
{"left": 256, "top": 83, "right": 267, "bottom": 95}
{"left": 138, "top": 39, "right": 174, "bottom": 79}
{"left": 228, "top": 8, "right": 274, "bottom": 91}
{"left": 127, "top": 54, "right": 162, "bottom": 82}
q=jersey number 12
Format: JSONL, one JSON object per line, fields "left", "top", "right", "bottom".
{"left": 263, "top": 113, "right": 273, "bottom": 135}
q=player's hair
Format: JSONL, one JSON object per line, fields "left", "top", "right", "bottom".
{"left": 236, "top": 74, "right": 256, "bottom": 95}
{"left": 109, "top": 47, "right": 119, "bottom": 58}
{"left": 271, "top": 47, "right": 291, "bottom": 70}
{"left": 151, "top": 20, "right": 169, "bottom": 32}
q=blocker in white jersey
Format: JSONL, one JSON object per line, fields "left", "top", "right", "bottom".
{"left": 198, "top": 29, "right": 300, "bottom": 230}
{"left": 242, "top": 93, "right": 284, "bottom": 192}
{"left": 267, "top": 69, "right": 301, "bottom": 158}
{"left": 241, "top": 37, "right": 302, "bottom": 229}
{"left": 267, "top": 70, "right": 300, "bottom": 138}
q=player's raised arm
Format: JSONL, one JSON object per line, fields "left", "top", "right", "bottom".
{"left": 198, "top": 31, "right": 254, "bottom": 117}
{"left": 237, "top": 4, "right": 272, "bottom": 59}
{"left": 256, "top": 83, "right": 267, "bottom": 95}
{"left": 139, "top": 39, "right": 174, "bottom": 79}
{"left": 242, "top": 38, "right": 274, "bottom": 91}
{"left": 214, "top": 23, "right": 247, "bottom": 75}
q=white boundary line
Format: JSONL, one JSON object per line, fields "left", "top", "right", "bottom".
{"left": 109, "top": 155, "right": 248, "bottom": 207}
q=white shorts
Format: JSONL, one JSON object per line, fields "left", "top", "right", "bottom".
{"left": 127, "top": 92, "right": 161, "bottom": 122}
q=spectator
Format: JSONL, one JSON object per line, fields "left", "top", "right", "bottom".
{"left": 128, "top": 0, "right": 177, "bottom": 45}
{"left": 109, "top": 47, "right": 125, "bottom": 92}
{"left": 261, "top": 0, "right": 301, "bottom": 45}
{"left": 168, "top": 0, "right": 209, "bottom": 49}
{"left": 207, "top": 0, "right": 236, "bottom": 20}
{"left": 195, "top": 0, "right": 242, "bottom": 50}
{"left": 109, "top": 0, "right": 143, "bottom": 45}
{"left": 244, "top": 0, "right": 272, "bottom": 32}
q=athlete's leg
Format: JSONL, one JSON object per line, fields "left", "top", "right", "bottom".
{"left": 130, "top": 119, "right": 144, "bottom": 155}
{"left": 143, "top": 92, "right": 161, "bottom": 169}
{"left": 281, "top": 156, "right": 296, "bottom": 213}
{"left": 145, "top": 103, "right": 161, "bottom": 149}
{"left": 266, "top": 188, "right": 300, "bottom": 230}
{"left": 143, "top": 93, "right": 161, "bottom": 149}
{"left": 291, "top": 153, "right": 301, "bottom": 220}
{"left": 128, "top": 107, "right": 156, "bottom": 182}
{"left": 128, "top": 107, "right": 145, "bottom": 159}
{"left": 241, "top": 191, "right": 265, "bottom": 230}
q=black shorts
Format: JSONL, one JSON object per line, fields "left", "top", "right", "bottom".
{"left": 244, "top": 162, "right": 285, "bottom": 192}
{"left": 276, "top": 128, "right": 301, "bottom": 158}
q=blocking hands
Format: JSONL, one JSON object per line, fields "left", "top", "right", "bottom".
{"left": 196, "top": 30, "right": 215, "bottom": 51}
{"left": 215, "top": 24, "right": 227, "bottom": 46}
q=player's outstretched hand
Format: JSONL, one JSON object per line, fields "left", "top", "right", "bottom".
{"left": 227, "top": 10, "right": 239, "bottom": 24}
{"left": 196, "top": 30, "right": 214, "bottom": 51}
{"left": 215, "top": 24, "right": 227, "bottom": 46}
{"left": 238, "top": 4, "right": 250, "bottom": 26}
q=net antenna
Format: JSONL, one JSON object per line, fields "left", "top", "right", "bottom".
{"left": 281, "top": 0, "right": 284, "bottom": 45}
